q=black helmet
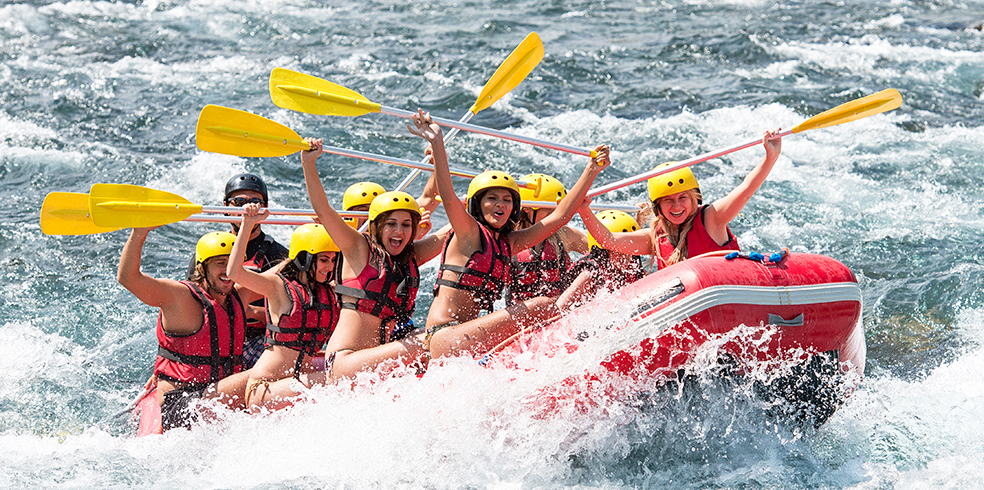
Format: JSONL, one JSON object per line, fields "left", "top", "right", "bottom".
{"left": 224, "top": 173, "right": 268, "bottom": 203}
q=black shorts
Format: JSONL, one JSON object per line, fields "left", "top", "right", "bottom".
{"left": 160, "top": 384, "right": 208, "bottom": 431}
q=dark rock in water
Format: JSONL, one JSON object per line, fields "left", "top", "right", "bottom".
{"left": 936, "top": 20, "right": 983, "bottom": 31}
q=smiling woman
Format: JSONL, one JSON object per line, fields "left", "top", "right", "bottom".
{"left": 408, "top": 109, "right": 612, "bottom": 359}
{"left": 242, "top": 134, "right": 451, "bottom": 406}
{"left": 580, "top": 129, "right": 782, "bottom": 270}
{"left": 224, "top": 208, "right": 340, "bottom": 410}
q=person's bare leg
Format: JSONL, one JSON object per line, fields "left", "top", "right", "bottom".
{"left": 555, "top": 270, "right": 597, "bottom": 311}
{"left": 428, "top": 296, "right": 560, "bottom": 358}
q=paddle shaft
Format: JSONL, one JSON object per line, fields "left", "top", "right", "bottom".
{"left": 325, "top": 141, "right": 483, "bottom": 179}
{"left": 93, "top": 202, "right": 367, "bottom": 219}
{"left": 202, "top": 203, "right": 634, "bottom": 222}
{"left": 97, "top": 385, "right": 156, "bottom": 424}
{"left": 587, "top": 89, "right": 903, "bottom": 198}
{"left": 586, "top": 130, "right": 791, "bottom": 198}
{"left": 185, "top": 214, "right": 316, "bottom": 226}
{"left": 199, "top": 124, "right": 478, "bottom": 178}
{"left": 379, "top": 104, "right": 595, "bottom": 157}
{"left": 274, "top": 85, "right": 593, "bottom": 158}
{"left": 200, "top": 205, "right": 362, "bottom": 218}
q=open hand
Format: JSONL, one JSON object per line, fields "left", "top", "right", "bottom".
{"left": 416, "top": 208, "right": 433, "bottom": 240}
{"left": 407, "top": 109, "right": 443, "bottom": 143}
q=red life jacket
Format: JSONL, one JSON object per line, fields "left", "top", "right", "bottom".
{"left": 265, "top": 276, "right": 338, "bottom": 379}
{"left": 186, "top": 232, "right": 287, "bottom": 340}
{"left": 568, "top": 247, "right": 647, "bottom": 292}
{"left": 154, "top": 281, "right": 245, "bottom": 386}
{"left": 656, "top": 205, "right": 739, "bottom": 269}
{"left": 433, "top": 224, "right": 512, "bottom": 311}
{"left": 334, "top": 238, "right": 420, "bottom": 344}
{"left": 507, "top": 236, "right": 569, "bottom": 304}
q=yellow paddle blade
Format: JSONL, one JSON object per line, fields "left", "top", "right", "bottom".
{"left": 40, "top": 192, "right": 123, "bottom": 235}
{"left": 269, "top": 68, "right": 383, "bottom": 117}
{"left": 89, "top": 183, "right": 202, "bottom": 228}
{"left": 195, "top": 104, "right": 311, "bottom": 158}
{"left": 470, "top": 32, "right": 544, "bottom": 114}
{"left": 792, "top": 88, "right": 903, "bottom": 134}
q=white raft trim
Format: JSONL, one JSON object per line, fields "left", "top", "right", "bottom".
{"left": 513, "top": 280, "right": 863, "bottom": 384}
{"left": 629, "top": 281, "right": 862, "bottom": 333}
{"left": 577, "top": 281, "right": 866, "bottom": 360}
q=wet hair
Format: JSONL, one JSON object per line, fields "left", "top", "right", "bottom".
{"left": 280, "top": 252, "right": 334, "bottom": 286}
{"left": 518, "top": 207, "right": 537, "bottom": 230}
{"left": 649, "top": 188, "right": 703, "bottom": 267}
{"left": 188, "top": 260, "right": 209, "bottom": 288}
{"left": 517, "top": 206, "right": 565, "bottom": 259}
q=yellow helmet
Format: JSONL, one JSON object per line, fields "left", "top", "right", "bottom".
{"left": 647, "top": 162, "right": 700, "bottom": 202}
{"left": 586, "top": 210, "right": 639, "bottom": 250}
{"left": 518, "top": 173, "right": 567, "bottom": 209}
{"left": 289, "top": 223, "right": 339, "bottom": 261}
{"left": 196, "top": 231, "right": 237, "bottom": 264}
{"left": 466, "top": 170, "right": 522, "bottom": 223}
{"left": 368, "top": 191, "right": 421, "bottom": 221}
{"left": 343, "top": 181, "right": 385, "bottom": 210}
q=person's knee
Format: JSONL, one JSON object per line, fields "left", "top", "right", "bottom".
{"left": 516, "top": 296, "right": 560, "bottom": 318}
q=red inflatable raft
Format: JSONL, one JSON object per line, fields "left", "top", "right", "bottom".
{"left": 135, "top": 251, "right": 865, "bottom": 433}
{"left": 482, "top": 250, "right": 866, "bottom": 426}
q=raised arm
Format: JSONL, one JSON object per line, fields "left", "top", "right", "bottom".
{"left": 414, "top": 168, "right": 440, "bottom": 240}
{"left": 117, "top": 227, "right": 188, "bottom": 308}
{"left": 414, "top": 222, "right": 452, "bottom": 264}
{"left": 300, "top": 138, "right": 369, "bottom": 258}
{"left": 704, "top": 129, "right": 782, "bottom": 239}
{"left": 416, "top": 158, "right": 441, "bottom": 215}
{"left": 578, "top": 199, "right": 654, "bottom": 255}
{"left": 407, "top": 110, "right": 481, "bottom": 247}
{"left": 510, "top": 145, "right": 610, "bottom": 252}
{"left": 557, "top": 224, "right": 589, "bottom": 255}
{"left": 226, "top": 203, "right": 286, "bottom": 308}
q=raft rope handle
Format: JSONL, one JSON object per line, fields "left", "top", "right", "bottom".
{"left": 725, "top": 247, "right": 789, "bottom": 264}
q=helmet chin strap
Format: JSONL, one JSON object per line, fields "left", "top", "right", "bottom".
{"left": 293, "top": 251, "right": 315, "bottom": 272}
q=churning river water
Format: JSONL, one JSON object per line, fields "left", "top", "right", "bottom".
{"left": 2, "top": 0, "right": 983, "bottom": 488}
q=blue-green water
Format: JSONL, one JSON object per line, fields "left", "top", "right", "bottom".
{"left": 2, "top": 0, "right": 983, "bottom": 487}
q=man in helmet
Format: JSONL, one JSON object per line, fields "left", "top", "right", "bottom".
{"left": 118, "top": 227, "right": 250, "bottom": 431}
{"left": 186, "top": 173, "right": 289, "bottom": 369}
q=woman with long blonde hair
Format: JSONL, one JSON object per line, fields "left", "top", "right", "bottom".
{"left": 580, "top": 129, "right": 782, "bottom": 270}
